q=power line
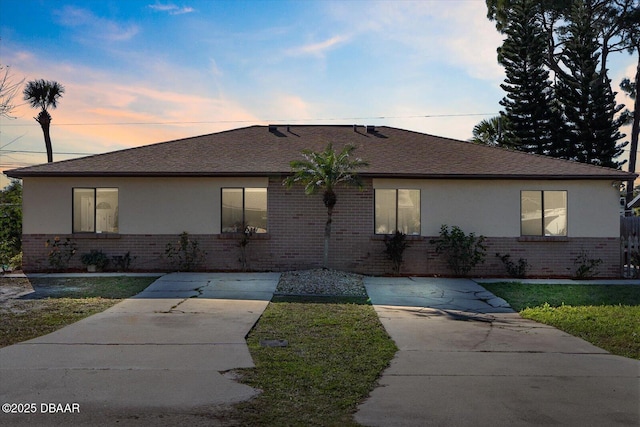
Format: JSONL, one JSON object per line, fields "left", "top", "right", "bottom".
{"left": 1, "top": 149, "right": 96, "bottom": 155}
{"left": 0, "top": 112, "right": 499, "bottom": 127}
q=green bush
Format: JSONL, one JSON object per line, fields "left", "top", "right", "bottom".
{"left": 165, "top": 231, "right": 206, "bottom": 271}
{"left": 0, "top": 180, "right": 22, "bottom": 263}
{"left": 573, "top": 249, "right": 602, "bottom": 279}
{"left": 9, "top": 252, "right": 22, "bottom": 271}
{"left": 112, "top": 252, "right": 136, "bottom": 271}
{"left": 80, "top": 250, "right": 110, "bottom": 271}
{"left": 46, "top": 237, "right": 77, "bottom": 271}
{"left": 496, "top": 253, "right": 529, "bottom": 278}
{"left": 430, "top": 225, "right": 486, "bottom": 276}
{"left": 384, "top": 231, "right": 409, "bottom": 275}
{"left": 239, "top": 225, "right": 257, "bottom": 272}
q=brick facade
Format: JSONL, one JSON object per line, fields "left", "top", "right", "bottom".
{"left": 21, "top": 177, "right": 622, "bottom": 278}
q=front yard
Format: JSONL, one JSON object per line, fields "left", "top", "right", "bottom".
{"left": 482, "top": 282, "right": 640, "bottom": 360}
{"left": 1, "top": 275, "right": 638, "bottom": 424}
{"left": 0, "top": 275, "right": 397, "bottom": 426}
{"left": 0, "top": 276, "right": 157, "bottom": 348}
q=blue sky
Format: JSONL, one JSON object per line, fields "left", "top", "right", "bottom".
{"left": 0, "top": 0, "right": 637, "bottom": 188}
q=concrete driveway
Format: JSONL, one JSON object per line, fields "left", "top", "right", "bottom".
{"left": 355, "top": 277, "right": 640, "bottom": 426}
{"left": 0, "top": 272, "right": 280, "bottom": 426}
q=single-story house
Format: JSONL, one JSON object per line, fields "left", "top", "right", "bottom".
{"left": 5, "top": 124, "right": 635, "bottom": 277}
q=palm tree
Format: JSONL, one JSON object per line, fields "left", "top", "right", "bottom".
{"left": 23, "top": 79, "right": 64, "bottom": 163}
{"left": 284, "top": 143, "right": 369, "bottom": 268}
{"left": 470, "top": 116, "right": 503, "bottom": 146}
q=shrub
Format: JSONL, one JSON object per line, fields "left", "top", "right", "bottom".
{"left": 46, "top": 237, "right": 77, "bottom": 271}
{"left": 430, "top": 225, "right": 486, "bottom": 276}
{"left": 0, "top": 239, "right": 15, "bottom": 271}
{"left": 165, "top": 232, "right": 206, "bottom": 271}
{"left": 9, "top": 252, "right": 22, "bottom": 271}
{"left": 384, "top": 231, "right": 409, "bottom": 275}
{"left": 239, "top": 225, "right": 257, "bottom": 272}
{"left": 573, "top": 249, "right": 602, "bottom": 279}
{"left": 496, "top": 253, "right": 529, "bottom": 278}
{"left": 112, "top": 252, "right": 136, "bottom": 272}
{"left": 80, "top": 250, "right": 110, "bottom": 271}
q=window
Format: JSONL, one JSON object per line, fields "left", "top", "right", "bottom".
{"left": 521, "top": 190, "right": 567, "bottom": 236}
{"left": 221, "top": 188, "right": 267, "bottom": 233}
{"left": 375, "top": 189, "right": 420, "bottom": 235}
{"left": 73, "top": 188, "right": 119, "bottom": 233}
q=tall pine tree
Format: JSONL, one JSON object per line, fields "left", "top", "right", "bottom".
{"left": 555, "top": 0, "right": 626, "bottom": 168}
{"left": 484, "top": 0, "right": 632, "bottom": 169}
{"left": 498, "top": 0, "right": 556, "bottom": 154}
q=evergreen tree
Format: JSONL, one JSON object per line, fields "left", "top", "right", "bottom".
{"left": 484, "top": 0, "right": 635, "bottom": 169}
{"left": 619, "top": 2, "right": 640, "bottom": 209}
{"left": 555, "top": 0, "right": 626, "bottom": 168}
{"left": 498, "top": 0, "right": 556, "bottom": 155}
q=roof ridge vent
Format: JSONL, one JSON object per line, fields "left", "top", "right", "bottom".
{"left": 366, "top": 125, "right": 375, "bottom": 134}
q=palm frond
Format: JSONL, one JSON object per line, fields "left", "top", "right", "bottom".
{"left": 283, "top": 142, "right": 369, "bottom": 193}
{"left": 23, "top": 79, "right": 65, "bottom": 112}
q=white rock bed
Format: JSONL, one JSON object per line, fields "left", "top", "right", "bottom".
{"left": 275, "top": 269, "right": 368, "bottom": 297}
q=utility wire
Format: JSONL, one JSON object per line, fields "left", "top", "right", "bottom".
{"left": 1, "top": 149, "right": 96, "bottom": 155}
{"left": 0, "top": 112, "right": 499, "bottom": 127}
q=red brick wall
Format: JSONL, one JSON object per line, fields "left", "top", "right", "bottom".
{"left": 21, "top": 177, "right": 622, "bottom": 277}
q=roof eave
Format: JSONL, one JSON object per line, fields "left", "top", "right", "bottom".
{"left": 8, "top": 170, "right": 637, "bottom": 180}
{"left": 5, "top": 171, "right": 280, "bottom": 178}
{"left": 362, "top": 172, "right": 637, "bottom": 180}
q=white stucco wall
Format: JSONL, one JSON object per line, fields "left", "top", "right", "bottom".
{"left": 22, "top": 176, "right": 620, "bottom": 238}
{"left": 22, "top": 177, "right": 268, "bottom": 234}
{"left": 373, "top": 178, "right": 620, "bottom": 238}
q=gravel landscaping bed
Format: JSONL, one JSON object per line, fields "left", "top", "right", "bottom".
{"left": 275, "top": 269, "right": 368, "bottom": 297}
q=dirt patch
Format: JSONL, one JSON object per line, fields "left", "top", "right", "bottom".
{"left": 0, "top": 276, "right": 92, "bottom": 304}
{"left": 0, "top": 277, "right": 35, "bottom": 303}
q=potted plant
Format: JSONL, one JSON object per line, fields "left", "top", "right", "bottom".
{"left": 81, "top": 250, "right": 109, "bottom": 272}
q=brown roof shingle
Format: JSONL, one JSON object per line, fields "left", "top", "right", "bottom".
{"left": 5, "top": 125, "right": 636, "bottom": 180}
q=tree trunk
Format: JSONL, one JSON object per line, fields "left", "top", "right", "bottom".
{"left": 626, "top": 53, "right": 640, "bottom": 215}
{"left": 324, "top": 206, "right": 333, "bottom": 269}
{"left": 322, "top": 189, "right": 337, "bottom": 269}
{"left": 36, "top": 110, "right": 53, "bottom": 163}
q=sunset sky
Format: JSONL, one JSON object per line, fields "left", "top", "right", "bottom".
{"left": 1, "top": 0, "right": 638, "bottom": 188}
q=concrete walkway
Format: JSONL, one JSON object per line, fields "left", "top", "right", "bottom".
{"left": 0, "top": 272, "right": 280, "bottom": 426}
{"left": 355, "top": 277, "right": 640, "bottom": 426}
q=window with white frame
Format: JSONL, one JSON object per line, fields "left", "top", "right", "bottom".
{"left": 521, "top": 190, "right": 567, "bottom": 236}
{"left": 375, "top": 189, "right": 420, "bottom": 235}
{"left": 221, "top": 188, "right": 267, "bottom": 233}
{"left": 73, "top": 188, "right": 119, "bottom": 233}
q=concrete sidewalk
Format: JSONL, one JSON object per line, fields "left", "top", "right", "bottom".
{"left": 0, "top": 272, "right": 280, "bottom": 426}
{"left": 355, "top": 277, "right": 640, "bottom": 426}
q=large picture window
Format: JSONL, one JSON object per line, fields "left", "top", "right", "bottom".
{"left": 221, "top": 188, "right": 267, "bottom": 233}
{"left": 73, "top": 188, "right": 119, "bottom": 233}
{"left": 375, "top": 189, "right": 420, "bottom": 235}
{"left": 521, "top": 190, "right": 567, "bottom": 236}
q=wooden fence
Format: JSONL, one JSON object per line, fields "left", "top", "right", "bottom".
{"left": 620, "top": 216, "right": 640, "bottom": 278}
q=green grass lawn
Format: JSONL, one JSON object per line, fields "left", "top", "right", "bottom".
{"left": 0, "top": 276, "right": 157, "bottom": 348}
{"left": 230, "top": 297, "right": 397, "bottom": 426}
{"left": 482, "top": 282, "right": 640, "bottom": 360}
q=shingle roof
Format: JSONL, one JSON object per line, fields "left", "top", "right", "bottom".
{"left": 5, "top": 125, "right": 636, "bottom": 180}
